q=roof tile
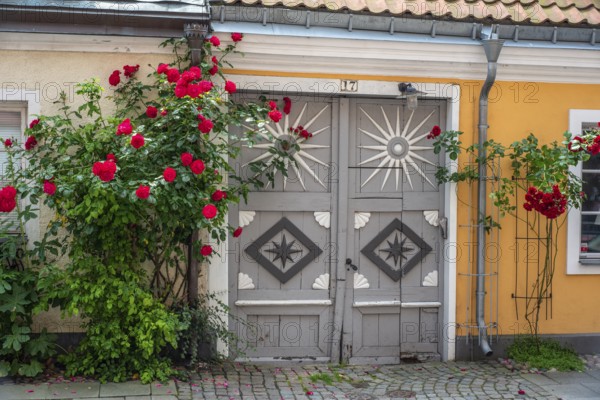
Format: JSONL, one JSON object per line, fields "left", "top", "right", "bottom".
{"left": 220, "top": 0, "right": 600, "bottom": 25}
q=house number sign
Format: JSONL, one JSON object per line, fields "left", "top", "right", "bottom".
{"left": 340, "top": 80, "right": 358, "bottom": 92}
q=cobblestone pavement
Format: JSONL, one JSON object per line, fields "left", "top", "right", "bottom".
{"left": 176, "top": 361, "right": 560, "bottom": 400}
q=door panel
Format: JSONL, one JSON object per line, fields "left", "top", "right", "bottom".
{"left": 230, "top": 95, "right": 444, "bottom": 362}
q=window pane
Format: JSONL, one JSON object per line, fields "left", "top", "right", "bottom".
{"left": 582, "top": 172, "right": 600, "bottom": 212}
{"left": 0, "top": 111, "right": 21, "bottom": 232}
{"left": 583, "top": 153, "right": 600, "bottom": 171}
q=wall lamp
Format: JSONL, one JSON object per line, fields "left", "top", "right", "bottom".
{"left": 398, "top": 83, "right": 425, "bottom": 111}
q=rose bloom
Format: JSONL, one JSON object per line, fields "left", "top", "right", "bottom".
{"left": 208, "top": 65, "right": 218, "bottom": 76}
{"left": 233, "top": 227, "right": 243, "bottom": 237}
{"left": 108, "top": 71, "right": 121, "bottom": 86}
{"left": 181, "top": 70, "right": 195, "bottom": 83}
{"left": 187, "top": 84, "right": 201, "bottom": 98}
{"left": 268, "top": 100, "right": 277, "bottom": 110}
{"left": 163, "top": 167, "right": 177, "bottom": 182}
{"left": 189, "top": 66, "right": 201, "bottom": 80}
{"left": 136, "top": 185, "right": 150, "bottom": 199}
{"left": 0, "top": 186, "right": 17, "bottom": 213}
{"left": 283, "top": 97, "right": 292, "bottom": 114}
{"left": 130, "top": 134, "right": 145, "bottom": 149}
{"left": 198, "top": 80, "right": 213, "bottom": 93}
{"left": 174, "top": 84, "right": 188, "bottom": 98}
{"left": 25, "top": 136, "right": 37, "bottom": 150}
{"left": 211, "top": 190, "right": 226, "bottom": 202}
{"left": 116, "top": 118, "right": 133, "bottom": 135}
{"left": 166, "top": 68, "right": 180, "bottom": 83}
{"left": 231, "top": 32, "right": 243, "bottom": 42}
{"left": 225, "top": 80, "right": 237, "bottom": 94}
{"left": 43, "top": 180, "right": 56, "bottom": 195}
{"left": 198, "top": 117, "right": 214, "bottom": 134}
{"left": 181, "top": 153, "right": 193, "bottom": 166}
{"left": 4, "top": 139, "right": 12, "bottom": 148}
{"left": 161, "top": 109, "right": 168, "bottom": 117}
{"left": 92, "top": 160, "right": 117, "bottom": 182}
{"left": 146, "top": 106, "right": 158, "bottom": 118}
{"left": 157, "top": 63, "right": 169, "bottom": 74}
{"left": 209, "top": 36, "right": 220, "bottom": 46}
{"left": 29, "top": 119, "right": 40, "bottom": 129}
{"left": 200, "top": 245, "right": 213, "bottom": 256}
{"left": 427, "top": 125, "right": 442, "bottom": 139}
{"left": 106, "top": 153, "right": 117, "bottom": 162}
{"left": 190, "top": 159, "right": 205, "bottom": 175}
{"left": 268, "top": 110, "right": 282, "bottom": 123}
{"left": 123, "top": 64, "right": 139, "bottom": 78}
{"left": 202, "top": 204, "right": 218, "bottom": 219}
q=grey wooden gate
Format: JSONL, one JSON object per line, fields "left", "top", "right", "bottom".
{"left": 229, "top": 95, "right": 444, "bottom": 362}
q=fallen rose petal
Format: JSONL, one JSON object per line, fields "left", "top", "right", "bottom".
{"left": 306, "top": 391, "right": 314, "bottom": 395}
{"left": 518, "top": 389, "right": 526, "bottom": 395}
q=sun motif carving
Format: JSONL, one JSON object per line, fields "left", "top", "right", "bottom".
{"left": 243, "top": 102, "right": 330, "bottom": 190}
{"left": 358, "top": 107, "right": 437, "bottom": 190}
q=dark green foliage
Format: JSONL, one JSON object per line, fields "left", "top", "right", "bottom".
{"left": 508, "top": 337, "right": 584, "bottom": 371}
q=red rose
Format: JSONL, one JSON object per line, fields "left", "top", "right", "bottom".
{"left": 427, "top": 125, "right": 442, "bottom": 139}
{"left": 199, "top": 80, "right": 213, "bottom": 93}
{"left": 25, "top": 136, "right": 37, "bottom": 150}
{"left": 209, "top": 36, "right": 220, "bottom": 47}
{"left": 211, "top": 190, "right": 226, "bottom": 202}
{"left": 161, "top": 109, "right": 168, "bottom": 117}
{"left": 0, "top": 186, "right": 17, "bottom": 213}
{"left": 191, "top": 159, "right": 205, "bottom": 175}
{"left": 200, "top": 245, "right": 213, "bottom": 256}
{"left": 167, "top": 68, "right": 180, "bottom": 83}
{"left": 4, "top": 139, "right": 12, "bottom": 148}
{"left": 157, "top": 63, "right": 169, "bottom": 74}
{"left": 92, "top": 160, "right": 117, "bottom": 182}
{"left": 130, "top": 134, "right": 145, "bottom": 149}
{"left": 202, "top": 204, "right": 217, "bottom": 219}
{"left": 209, "top": 65, "right": 219, "bottom": 76}
{"left": 108, "top": 71, "right": 121, "bottom": 86}
{"left": 106, "top": 153, "right": 116, "bottom": 162}
{"left": 136, "top": 185, "right": 150, "bottom": 199}
{"left": 116, "top": 118, "right": 133, "bottom": 135}
{"left": 268, "top": 110, "right": 282, "bottom": 123}
{"left": 146, "top": 106, "right": 158, "bottom": 118}
{"left": 233, "top": 227, "right": 243, "bottom": 237}
{"left": 268, "top": 101, "right": 277, "bottom": 110}
{"left": 189, "top": 66, "right": 201, "bottom": 80}
{"left": 181, "top": 153, "right": 193, "bottom": 166}
{"left": 123, "top": 64, "right": 139, "bottom": 78}
{"left": 211, "top": 56, "right": 218, "bottom": 64}
{"left": 174, "top": 84, "right": 188, "bottom": 98}
{"left": 231, "top": 32, "right": 243, "bottom": 42}
{"left": 43, "top": 180, "right": 56, "bottom": 195}
{"left": 163, "top": 167, "right": 177, "bottom": 182}
{"left": 198, "top": 118, "right": 214, "bottom": 134}
{"left": 29, "top": 119, "right": 40, "bottom": 129}
{"left": 225, "top": 81, "right": 236, "bottom": 94}
{"left": 283, "top": 97, "right": 291, "bottom": 114}
{"left": 181, "top": 70, "right": 195, "bottom": 83}
{"left": 187, "top": 84, "right": 201, "bottom": 98}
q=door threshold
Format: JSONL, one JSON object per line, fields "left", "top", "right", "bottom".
{"left": 234, "top": 357, "right": 331, "bottom": 365}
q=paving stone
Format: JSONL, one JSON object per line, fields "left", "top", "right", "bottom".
{"left": 100, "top": 382, "right": 151, "bottom": 397}
{"left": 543, "top": 383, "right": 600, "bottom": 398}
{"left": 581, "top": 382, "right": 600, "bottom": 394}
{"left": 150, "top": 381, "right": 177, "bottom": 396}
{"left": 543, "top": 371, "right": 600, "bottom": 384}
{"left": 0, "top": 384, "right": 49, "bottom": 400}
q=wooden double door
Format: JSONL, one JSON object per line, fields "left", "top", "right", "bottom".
{"left": 229, "top": 95, "right": 445, "bottom": 363}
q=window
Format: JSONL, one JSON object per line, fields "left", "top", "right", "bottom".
{"left": 567, "top": 110, "right": 600, "bottom": 274}
{"left": 0, "top": 106, "right": 25, "bottom": 233}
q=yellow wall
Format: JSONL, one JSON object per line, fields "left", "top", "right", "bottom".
{"left": 227, "top": 69, "right": 600, "bottom": 336}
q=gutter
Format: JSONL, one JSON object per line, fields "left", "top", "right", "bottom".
{"left": 476, "top": 26, "right": 504, "bottom": 357}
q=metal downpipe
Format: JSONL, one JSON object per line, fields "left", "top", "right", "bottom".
{"left": 477, "top": 32, "right": 504, "bottom": 357}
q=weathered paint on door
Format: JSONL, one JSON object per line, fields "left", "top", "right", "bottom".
{"left": 229, "top": 95, "right": 444, "bottom": 362}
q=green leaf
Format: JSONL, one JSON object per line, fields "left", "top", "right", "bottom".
{"left": 0, "top": 288, "right": 31, "bottom": 314}
{"left": 0, "top": 360, "right": 9, "bottom": 377}
{"left": 3, "top": 325, "right": 31, "bottom": 352}
{"left": 17, "top": 360, "right": 43, "bottom": 377}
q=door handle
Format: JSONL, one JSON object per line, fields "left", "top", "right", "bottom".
{"left": 346, "top": 258, "right": 358, "bottom": 272}
{"left": 439, "top": 217, "right": 448, "bottom": 240}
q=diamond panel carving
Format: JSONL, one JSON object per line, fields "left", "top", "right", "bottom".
{"left": 245, "top": 217, "right": 323, "bottom": 284}
{"left": 360, "top": 218, "right": 432, "bottom": 282}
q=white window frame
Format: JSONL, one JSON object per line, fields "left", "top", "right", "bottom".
{"left": 567, "top": 109, "right": 600, "bottom": 275}
{"left": 0, "top": 88, "right": 41, "bottom": 246}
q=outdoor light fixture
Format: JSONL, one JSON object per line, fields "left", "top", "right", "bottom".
{"left": 398, "top": 83, "right": 425, "bottom": 111}
{"left": 184, "top": 22, "right": 210, "bottom": 66}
